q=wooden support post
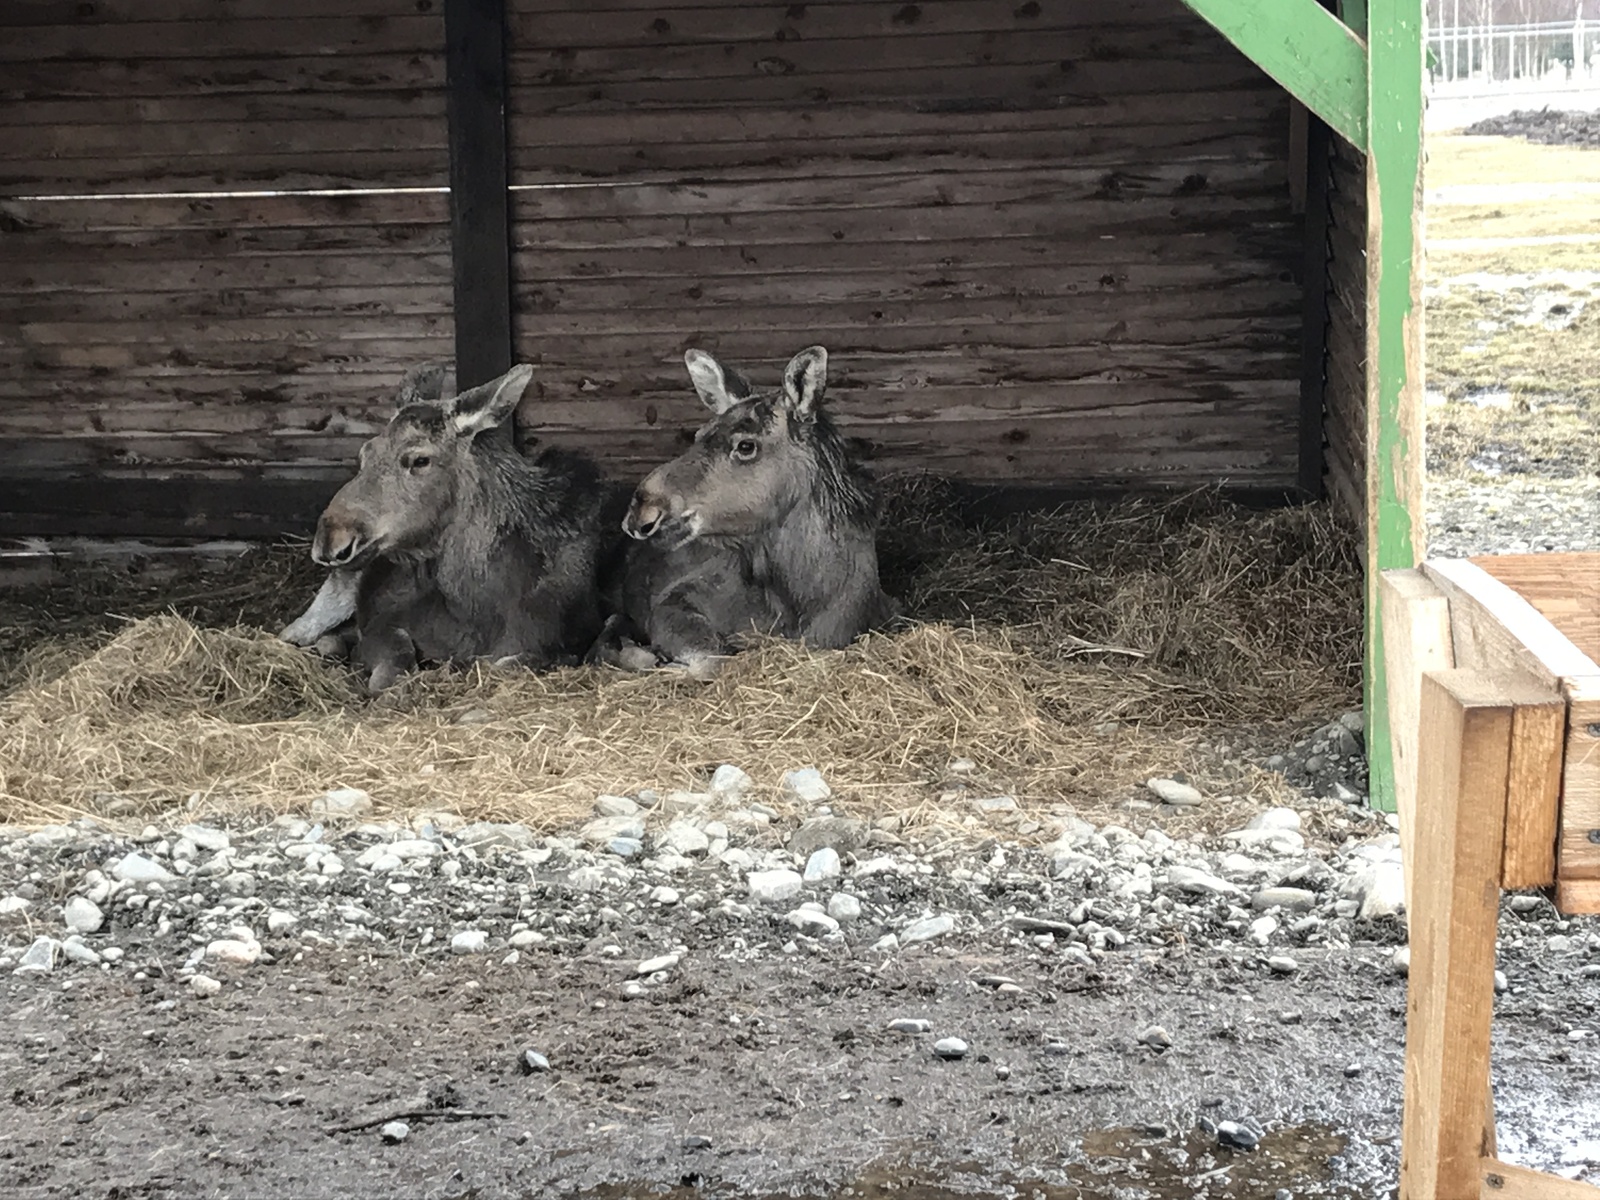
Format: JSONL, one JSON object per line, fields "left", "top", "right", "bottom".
{"left": 1378, "top": 567, "right": 1455, "bottom": 921}
{"left": 445, "top": 0, "right": 513, "bottom": 391}
{"left": 1363, "top": 0, "right": 1427, "bottom": 814}
{"left": 1401, "top": 669, "right": 1519, "bottom": 1200}
{"left": 1296, "top": 107, "right": 1332, "bottom": 501}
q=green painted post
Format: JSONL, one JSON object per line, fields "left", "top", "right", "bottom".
{"left": 1180, "top": 0, "right": 1369, "bottom": 148}
{"left": 1364, "top": 0, "right": 1427, "bottom": 813}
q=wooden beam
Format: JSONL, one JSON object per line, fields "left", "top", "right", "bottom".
{"left": 1362, "top": 0, "right": 1427, "bottom": 814}
{"left": 1481, "top": 1159, "right": 1600, "bottom": 1198}
{"left": 445, "top": 0, "right": 513, "bottom": 391}
{"left": 1176, "top": 0, "right": 1368, "bottom": 149}
{"left": 1378, "top": 567, "right": 1455, "bottom": 920}
{"left": 1400, "top": 669, "right": 1520, "bottom": 1200}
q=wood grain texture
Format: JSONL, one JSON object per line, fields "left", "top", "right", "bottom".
{"left": 1377, "top": 567, "right": 1456, "bottom": 919}
{"left": 1480, "top": 1159, "right": 1600, "bottom": 1198}
{"left": 1323, "top": 134, "right": 1367, "bottom": 532}
{"left": 1472, "top": 553, "right": 1600, "bottom": 667}
{"left": 1400, "top": 669, "right": 1519, "bottom": 1200}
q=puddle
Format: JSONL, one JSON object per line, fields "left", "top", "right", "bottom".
{"left": 572, "top": 1122, "right": 1364, "bottom": 1198}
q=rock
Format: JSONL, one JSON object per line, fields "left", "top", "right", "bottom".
{"left": 380, "top": 1121, "right": 410, "bottom": 1144}
{"left": 190, "top": 974, "right": 223, "bottom": 997}
{"left": 683, "top": 1134, "right": 713, "bottom": 1151}
{"left": 112, "top": 853, "right": 175, "bottom": 884}
{"left": 659, "top": 822, "right": 710, "bottom": 856}
{"left": 1494, "top": 970, "right": 1509, "bottom": 993}
{"left": 1508, "top": 894, "right": 1542, "bottom": 914}
{"left": 594, "top": 795, "right": 640, "bottom": 818}
{"left": 889, "top": 1018, "right": 932, "bottom": 1034}
{"left": 1245, "top": 807, "right": 1302, "bottom": 833}
{"left": 581, "top": 815, "right": 647, "bottom": 845}
{"left": 267, "top": 910, "right": 298, "bottom": 935}
{"left": 1392, "top": 946, "right": 1411, "bottom": 976}
{"left": 207, "top": 929, "right": 262, "bottom": 965}
{"left": 933, "top": 1037, "right": 969, "bottom": 1060}
{"left": 1548, "top": 934, "right": 1575, "bottom": 954}
{"left": 312, "top": 787, "right": 373, "bottom": 819}
{"left": 827, "top": 893, "right": 862, "bottom": 923}
{"left": 1349, "top": 862, "right": 1406, "bottom": 920}
{"left": 1343, "top": 1063, "right": 1363, "bottom": 1078}
{"left": 0, "top": 895, "right": 31, "bottom": 915}
{"left": 220, "top": 871, "right": 257, "bottom": 898}
{"left": 786, "top": 816, "right": 868, "bottom": 858}
{"left": 786, "top": 908, "right": 840, "bottom": 935}
{"left": 387, "top": 839, "right": 442, "bottom": 861}
{"left": 1267, "top": 955, "right": 1299, "bottom": 974}
{"left": 457, "top": 822, "right": 535, "bottom": 851}
{"left": 1252, "top": 887, "right": 1318, "bottom": 913}
{"left": 63, "top": 897, "right": 104, "bottom": 935}
{"left": 62, "top": 939, "right": 102, "bottom": 967}
{"left": 1217, "top": 1121, "right": 1260, "bottom": 1151}
{"left": 1249, "top": 916, "right": 1279, "bottom": 944}
{"left": 803, "top": 848, "right": 842, "bottom": 883}
{"left": 710, "top": 764, "right": 754, "bottom": 798}
{"left": 636, "top": 954, "right": 680, "bottom": 976}
{"left": 1166, "top": 866, "right": 1241, "bottom": 896}
{"left": 900, "top": 914, "right": 956, "bottom": 945}
{"left": 608, "top": 838, "right": 643, "bottom": 859}
{"left": 972, "top": 796, "right": 1018, "bottom": 814}
{"left": 1146, "top": 778, "right": 1203, "bottom": 806}
{"left": 650, "top": 886, "right": 681, "bottom": 906}
{"left": 14, "top": 937, "right": 61, "bottom": 976}
{"left": 520, "top": 1050, "right": 552, "bottom": 1074}
{"left": 177, "top": 824, "right": 231, "bottom": 853}
{"left": 872, "top": 934, "right": 900, "bottom": 953}
{"left": 748, "top": 869, "right": 804, "bottom": 904}
{"left": 780, "top": 768, "right": 832, "bottom": 804}
{"left": 1138, "top": 1025, "right": 1173, "bottom": 1050}
{"left": 450, "top": 930, "right": 488, "bottom": 955}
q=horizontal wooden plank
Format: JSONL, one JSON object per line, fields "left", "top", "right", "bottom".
{"left": 0, "top": 477, "right": 348, "bottom": 539}
{"left": 6, "top": 251, "right": 453, "bottom": 293}
{"left": 0, "top": 118, "right": 448, "bottom": 166}
{"left": 0, "top": 224, "right": 450, "bottom": 265}
{"left": 506, "top": 25, "right": 1244, "bottom": 91}
{"left": 2, "top": 285, "right": 453, "bottom": 324}
{"left": 0, "top": 191, "right": 449, "bottom": 232}
{"left": 510, "top": 60, "right": 1272, "bottom": 114}
{"left": 4, "top": 335, "right": 456, "bottom": 373}
{"left": 509, "top": 1, "right": 1203, "bottom": 49}
{"left": 1, "top": 155, "right": 449, "bottom": 195}
{"left": 0, "top": 15, "right": 444, "bottom": 61}
{"left": 0, "top": 54, "right": 445, "bottom": 102}
{"left": 510, "top": 126, "right": 1285, "bottom": 187}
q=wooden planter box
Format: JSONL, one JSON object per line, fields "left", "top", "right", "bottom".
{"left": 1381, "top": 552, "right": 1600, "bottom": 1198}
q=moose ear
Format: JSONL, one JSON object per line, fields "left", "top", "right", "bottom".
{"left": 448, "top": 364, "right": 534, "bottom": 438}
{"left": 683, "top": 349, "right": 750, "bottom": 414}
{"left": 394, "top": 361, "right": 451, "bottom": 410}
{"left": 781, "top": 345, "right": 828, "bottom": 421}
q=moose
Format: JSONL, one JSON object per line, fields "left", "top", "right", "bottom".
{"left": 280, "top": 362, "right": 607, "bottom": 693}
{"left": 596, "top": 344, "right": 897, "bottom": 676}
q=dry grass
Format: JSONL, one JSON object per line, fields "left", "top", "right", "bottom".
{"left": 1427, "top": 135, "right": 1600, "bottom": 189}
{"left": 0, "top": 489, "right": 1361, "bottom": 835}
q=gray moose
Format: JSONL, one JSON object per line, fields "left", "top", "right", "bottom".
{"left": 282, "top": 362, "right": 606, "bottom": 692}
{"left": 597, "top": 345, "right": 897, "bottom": 676}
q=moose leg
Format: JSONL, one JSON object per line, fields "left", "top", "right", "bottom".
{"left": 280, "top": 569, "right": 361, "bottom": 646}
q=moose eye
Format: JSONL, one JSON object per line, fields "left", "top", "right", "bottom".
{"left": 405, "top": 454, "right": 432, "bottom": 471}
{"left": 732, "top": 438, "right": 760, "bottom": 462}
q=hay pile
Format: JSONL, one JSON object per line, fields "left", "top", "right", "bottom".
{"left": 0, "top": 488, "right": 1362, "bottom": 833}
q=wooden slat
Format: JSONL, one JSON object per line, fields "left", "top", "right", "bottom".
{"left": 1554, "top": 879, "right": 1600, "bottom": 916}
{"left": 0, "top": 192, "right": 448, "bottom": 233}
{"left": 1, "top": 286, "right": 453, "bottom": 323}
{"left": 1401, "top": 669, "right": 1519, "bottom": 1200}
{"left": 0, "top": 54, "right": 445, "bottom": 101}
{"left": 1378, "top": 568, "right": 1456, "bottom": 919}
{"left": 0, "top": 16, "right": 445, "bottom": 61}
{"left": 1481, "top": 1160, "right": 1600, "bottom": 1198}
{"left": 1503, "top": 699, "right": 1567, "bottom": 890}
{"left": 1472, "top": 553, "right": 1600, "bottom": 667}
{"left": 1561, "top": 686, "right": 1600, "bottom": 886}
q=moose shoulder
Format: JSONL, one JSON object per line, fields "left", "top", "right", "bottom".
{"left": 288, "top": 362, "right": 606, "bottom": 693}
{"left": 603, "top": 345, "right": 897, "bottom": 674}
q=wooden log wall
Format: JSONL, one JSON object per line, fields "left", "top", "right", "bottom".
{"left": 0, "top": 0, "right": 451, "bottom": 536}
{"left": 505, "top": 0, "right": 1306, "bottom": 490}
{"left": 1323, "top": 132, "right": 1369, "bottom": 530}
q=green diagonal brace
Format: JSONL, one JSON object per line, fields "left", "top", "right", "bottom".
{"left": 1179, "top": 0, "right": 1369, "bottom": 150}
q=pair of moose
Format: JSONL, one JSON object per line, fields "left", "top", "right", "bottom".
{"left": 279, "top": 346, "right": 898, "bottom": 692}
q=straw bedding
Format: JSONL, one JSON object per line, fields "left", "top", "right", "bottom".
{"left": 0, "top": 484, "right": 1362, "bottom": 833}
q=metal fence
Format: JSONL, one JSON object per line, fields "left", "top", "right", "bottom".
{"left": 1427, "top": 18, "right": 1598, "bottom": 86}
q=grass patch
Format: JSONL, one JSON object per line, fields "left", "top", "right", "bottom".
{"left": 1427, "top": 134, "right": 1600, "bottom": 188}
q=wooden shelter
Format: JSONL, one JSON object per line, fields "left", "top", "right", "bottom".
{"left": 0, "top": 0, "right": 1424, "bottom": 807}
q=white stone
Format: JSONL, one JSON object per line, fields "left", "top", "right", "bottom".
{"left": 387, "top": 839, "right": 442, "bottom": 861}
{"left": 1349, "top": 861, "right": 1406, "bottom": 920}
{"left": 594, "top": 795, "right": 641, "bottom": 817}
{"left": 381, "top": 1121, "right": 409, "bottom": 1143}
{"left": 189, "top": 974, "right": 223, "bottom": 997}
{"left": 650, "top": 886, "right": 681, "bottom": 906}
{"left": 0, "top": 895, "right": 31, "bottom": 915}
{"left": 827, "top": 893, "right": 863, "bottom": 922}
{"left": 659, "top": 822, "right": 710, "bottom": 856}
{"left": 112, "top": 852, "right": 174, "bottom": 884}
{"left": 1268, "top": 954, "right": 1299, "bottom": 974}
{"left": 179, "top": 824, "right": 231, "bottom": 853}
{"left": 900, "top": 914, "right": 956, "bottom": 945}
{"left": 803, "top": 848, "right": 842, "bottom": 883}
{"left": 1249, "top": 915, "right": 1279, "bottom": 944}
{"left": 64, "top": 897, "right": 104, "bottom": 935}
{"left": 1252, "top": 886, "right": 1319, "bottom": 913}
{"left": 1245, "top": 807, "right": 1303, "bottom": 833}
{"left": 710, "top": 764, "right": 755, "bottom": 798}
{"left": 1145, "top": 778, "right": 1203, "bottom": 806}
{"left": 972, "top": 796, "right": 1018, "bottom": 814}
{"left": 14, "top": 936, "right": 61, "bottom": 976}
{"left": 267, "top": 910, "right": 298, "bottom": 934}
{"left": 786, "top": 908, "right": 840, "bottom": 935}
{"left": 780, "top": 768, "right": 832, "bottom": 804}
{"left": 1166, "top": 865, "right": 1241, "bottom": 896}
{"left": 748, "top": 869, "right": 804, "bottom": 904}
{"left": 1223, "top": 828, "right": 1307, "bottom": 853}
{"left": 312, "top": 787, "right": 373, "bottom": 818}
{"left": 62, "top": 939, "right": 102, "bottom": 967}
{"left": 872, "top": 934, "right": 900, "bottom": 952}
{"left": 933, "top": 1037, "right": 969, "bottom": 1060}
{"left": 636, "top": 953, "right": 680, "bottom": 975}
{"left": 1391, "top": 946, "right": 1411, "bottom": 975}
{"left": 206, "top": 928, "right": 262, "bottom": 965}
{"left": 581, "top": 815, "right": 647, "bottom": 844}
{"left": 451, "top": 930, "right": 488, "bottom": 954}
